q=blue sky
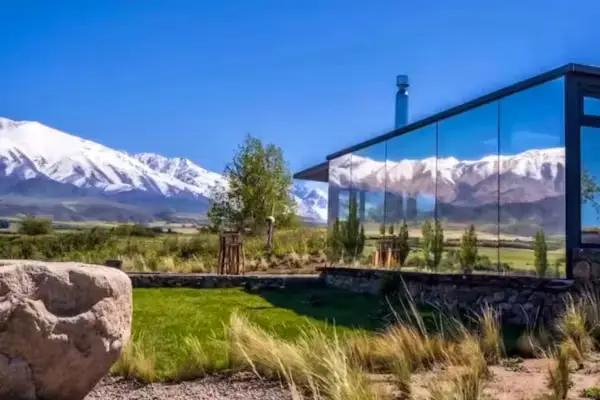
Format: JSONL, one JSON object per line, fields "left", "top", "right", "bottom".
{"left": 1, "top": 0, "right": 599, "bottom": 174}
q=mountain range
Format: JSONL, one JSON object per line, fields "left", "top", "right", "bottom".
{"left": 0, "top": 117, "right": 328, "bottom": 223}
{"left": 330, "top": 146, "right": 566, "bottom": 235}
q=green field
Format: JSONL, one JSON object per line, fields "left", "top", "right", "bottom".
{"left": 131, "top": 287, "right": 384, "bottom": 378}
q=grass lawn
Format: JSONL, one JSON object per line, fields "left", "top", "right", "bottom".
{"left": 132, "top": 287, "right": 385, "bottom": 378}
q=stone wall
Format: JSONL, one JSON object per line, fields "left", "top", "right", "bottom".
{"left": 128, "top": 273, "right": 323, "bottom": 291}
{"left": 317, "top": 267, "right": 597, "bottom": 326}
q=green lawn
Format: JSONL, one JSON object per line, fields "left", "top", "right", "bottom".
{"left": 132, "top": 287, "right": 385, "bottom": 377}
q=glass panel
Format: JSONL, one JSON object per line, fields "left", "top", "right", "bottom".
{"left": 581, "top": 126, "right": 600, "bottom": 244}
{"left": 350, "top": 142, "right": 387, "bottom": 234}
{"left": 328, "top": 154, "right": 352, "bottom": 222}
{"left": 584, "top": 96, "right": 600, "bottom": 116}
{"left": 385, "top": 124, "right": 437, "bottom": 252}
{"left": 499, "top": 78, "right": 565, "bottom": 277}
{"left": 437, "top": 103, "right": 499, "bottom": 273}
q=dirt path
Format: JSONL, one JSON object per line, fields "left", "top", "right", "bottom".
{"left": 410, "top": 357, "right": 600, "bottom": 400}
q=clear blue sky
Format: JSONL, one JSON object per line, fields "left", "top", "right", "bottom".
{"left": 1, "top": 0, "right": 599, "bottom": 174}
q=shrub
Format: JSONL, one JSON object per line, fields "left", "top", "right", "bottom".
{"left": 111, "top": 223, "right": 157, "bottom": 238}
{"left": 460, "top": 225, "right": 478, "bottom": 273}
{"left": 388, "top": 224, "right": 395, "bottom": 235}
{"left": 583, "top": 387, "right": 600, "bottom": 400}
{"left": 534, "top": 230, "right": 549, "bottom": 277}
{"left": 405, "top": 254, "right": 427, "bottom": 269}
{"left": 18, "top": 216, "right": 52, "bottom": 236}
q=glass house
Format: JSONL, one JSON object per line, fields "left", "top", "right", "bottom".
{"left": 294, "top": 63, "right": 600, "bottom": 279}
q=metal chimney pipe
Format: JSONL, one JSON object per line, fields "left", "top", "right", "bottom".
{"left": 395, "top": 75, "right": 409, "bottom": 129}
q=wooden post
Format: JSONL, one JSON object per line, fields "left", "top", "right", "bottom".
{"left": 217, "top": 232, "right": 245, "bottom": 275}
{"left": 266, "top": 216, "right": 275, "bottom": 253}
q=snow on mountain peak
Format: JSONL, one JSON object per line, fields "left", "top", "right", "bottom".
{"left": 133, "top": 153, "right": 227, "bottom": 197}
{"left": 0, "top": 117, "right": 328, "bottom": 222}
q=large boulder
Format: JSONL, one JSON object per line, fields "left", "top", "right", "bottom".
{"left": 0, "top": 260, "right": 132, "bottom": 400}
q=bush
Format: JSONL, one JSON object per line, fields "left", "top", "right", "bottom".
{"left": 18, "top": 216, "right": 52, "bottom": 236}
{"left": 0, "top": 220, "right": 9, "bottom": 229}
{"left": 111, "top": 223, "right": 157, "bottom": 238}
{"left": 405, "top": 253, "right": 427, "bottom": 269}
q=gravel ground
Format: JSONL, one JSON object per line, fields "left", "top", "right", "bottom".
{"left": 85, "top": 374, "right": 291, "bottom": 400}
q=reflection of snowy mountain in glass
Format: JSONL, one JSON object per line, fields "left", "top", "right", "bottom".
{"left": 329, "top": 147, "right": 566, "bottom": 236}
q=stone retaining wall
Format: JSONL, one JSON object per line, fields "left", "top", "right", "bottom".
{"left": 128, "top": 273, "right": 323, "bottom": 291}
{"left": 317, "top": 267, "right": 597, "bottom": 326}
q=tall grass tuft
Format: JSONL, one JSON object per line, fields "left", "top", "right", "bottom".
{"left": 111, "top": 335, "right": 158, "bottom": 383}
{"left": 545, "top": 340, "right": 576, "bottom": 400}
{"left": 429, "top": 335, "right": 488, "bottom": 400}
{"left": 477, "top": 306, "right": 503, "bottom": 364}
{"left": 228, "top": 312, "right": 386, "bottom": 400}
{"left": 173, "top": 335, "right": 226, "bottom": 382}
{"left": 556, "top": 294, "right": 594, "bottom": 359}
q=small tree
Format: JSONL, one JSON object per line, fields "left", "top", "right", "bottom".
{"left": 19, "top": 216, "right": 52, "bottom": 236}
{"left": 397, "top": 220, "right": 410, "bottom": 267}
{"left": 207, "top": 134, "right": 297, "bottom": 234}
{"left": 421, "top": 220, "right": 433, "bottom": 268}
{"left": 388, "top": 224, "right": 395, "bottom": 235}
{"left": 327, "top": 218, "right": 343, "bottom": 261}
{"left": 432, "top": 220, "right": 444, "bottom": 270}
{"left": 534, "top": 229, "right": 548, "bottom": 277}
{"left": 379, "top": 223, "right": 386, "bottom": 236}
{"left": 460, "top": 224, "right": 478, "bottom": 273}
{"left": 329, "top": 196, "right": 366, "bottom": 262}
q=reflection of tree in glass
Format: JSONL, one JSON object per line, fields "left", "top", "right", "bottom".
{"left": 582, "top": 168, "right": 600, "bottom": 217}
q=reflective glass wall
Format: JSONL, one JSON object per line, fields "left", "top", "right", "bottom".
{"left": 327, "top": 78, "right": 566, "bottom": 276}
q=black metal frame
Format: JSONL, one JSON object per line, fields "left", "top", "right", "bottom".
{"left": 566, "top": 71, "right": 600, "bottom": 279}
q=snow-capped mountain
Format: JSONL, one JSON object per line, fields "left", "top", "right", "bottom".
{"left": 0, "top": 117, "right": 328, "bottom": 222}
{"left": 331, "top": 148, "right": 565, "bottom": 205}
{"left": 0, "top": 117, "right": 204, "bottom": 198}
{"left": 134, "top": 153, "right": 227, "bottom": 197}
{"left": 135, "top": 152, "right": 329, "bottom": 222}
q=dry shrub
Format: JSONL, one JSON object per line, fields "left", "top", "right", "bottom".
{"left": 545, "top": 340, "right": 577, "bottom": 400}
{"left": 111, "top": 335, "right": 158, "bottom": 383}
{"left": 428, "top": 336, "right": 488, "bottom": 400}
{"left": 477, "top": 306, "right": 503, "bottom": 364}
{"left": 228, "top": 312, "right": 386, "bottom": 400}
{"left": 557, "top": 295, "right": 594, "bottom": 358}
{"left": 517, "top": 331, "right": 543, "bottom": 358}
